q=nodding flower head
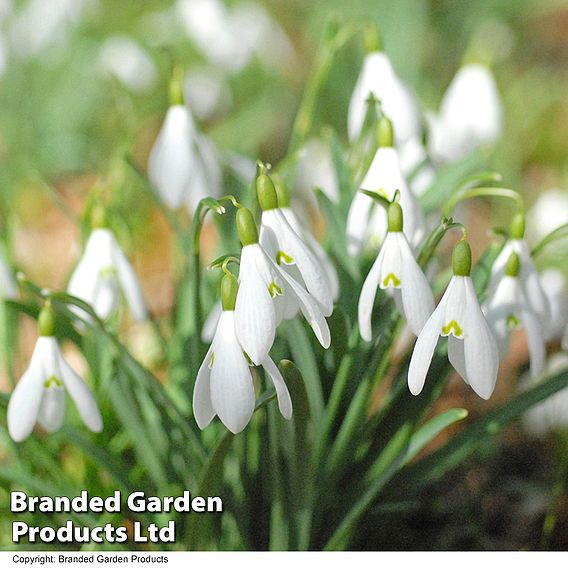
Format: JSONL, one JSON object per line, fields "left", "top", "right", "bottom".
{"left": 409, "top": 240, "right": 499, "bottom": 400}
{"left": 7, "top": 304, "right": 102, "bottom": 442}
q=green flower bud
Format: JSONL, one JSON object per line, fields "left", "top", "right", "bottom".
{"left": 257, "top": 172, "right": 279, "bottom": 211}
{"left": 221, "top": 272, "right": 239, "bottom": 311}
{"left": 452, "top": 239, "right": 472, "bottom": 277}
{"left": 364, "top": 24, "right": 382, "bottom": 53}
{"left": 272, "top": 173, "right": 290, "bottom": 208}
{"left": 377, "top": 117, "right": 394, "bottom": 148}
{"left": 91, "top": 204, "right": 108, "bottom": 229}
{"left": 504, "top": 251, "right": 520, "bottom": 277}
{"left": 38, "top": 303, "right": 56, "bottom": 337}
{"left": 510, "top": 212, "right": 525, "bottom": 239}
{"left": 236, "top": 207, "right": 259, "bottom": 246}
{"left": 387, "top": 201, "right": 403, "bottom": 232}
{"left": 169, "top": 67, "right": 185, "bottom": 107}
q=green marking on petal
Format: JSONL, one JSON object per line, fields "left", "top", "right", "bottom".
{"left": 209, "top": 352, "right": 215, "bottom": 369}
{"left": 506, "top": 314, "right": 520, "bottom": 329}
{"left": 268, "top": 281, "right": 282, "bottom": 298}
{"left": 276, "top": 250, "right": 294, "bottom": 265}
{"left": 44, "top": 375, "right": 62, "bottom": 389}
{"left": 243, "top": 351, "right": 254, "bottom": 366}
{"left": 382, "top": 272, "right": 401, "bottom": 288}
{"left": 442, "top": 320, "right": 464, "bottom": 337}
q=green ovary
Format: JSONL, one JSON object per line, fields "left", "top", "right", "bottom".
{"left": 442, "top": 320, "right": 463, "bottom": 337}
{"left": 268, "top": 282, "right": 282, "bottom": 298}
{"left": 382, "top": 272, "right": 401, "bottom": 288}
{"left": 44, "top": 375, "right": 62, "bottom": 389}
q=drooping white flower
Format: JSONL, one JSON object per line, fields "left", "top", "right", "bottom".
{"left": 98, "top": 36, "right": 157, "bottom": 94}
{"left": 0, "top": 251, "right": 17, "bottom": 300}
{"left": 483, "top": 252, "right": 545, "bottom": 378}
{"left": 348, "top": 50, "right": 421, "bottom": 145}
{"left": 68, "top": 227, "right": 147, "bottom": 322}
{"left": 526, "top": 188, "right": 568, "bottom": 247}
{"left": 488, "top": 227, "right": 550, "bottom": 331}
{"left": 539, "top": 269, "right": 568, "bottom": 343}
{"left": 359, "top": 202, "right": 434, "bottom": 341}
{"left": 347, "top": 117, "right": 425, "bottom": 255}
{"left": 193, "top": 274, "right": 292, "bottom": 434}
{"left": 234, "top": 208, "right": 330, "bottom": 365}
{"left": 428, "top": 63, "right": 502, "bottom": 164}
{"left": 295, "top": 137, "right": 339, "bottom": 204}
{"left": 257, "top": 171, "right": 334, "bottom": 317}
{"left": 148, "top": 102, "right": 221, "bottom": 212}
{"left": 409, "top": 240, "right": 499, "bottom": 400}
{"left": 7, "top": 306, "right": 102, "bottom": 442}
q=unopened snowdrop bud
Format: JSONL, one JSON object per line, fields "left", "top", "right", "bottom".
{"left": 348, "top": 36, "right": 421, "bottom": 144}
{"left": 258, "top": 172, "right": 334, "bottom": 317}
{"left": 235, "top": 207, "right": 330, "bottom": 365}
{"left": 347, "top": 123, "right": 426, "bottom": 254}
{"left": 428, "top": 63, "right": 502, "bottom": 164}
{"left": 488, "top": 213, "right": 550, "bottom": 330}
{"left": 68, "top": 227, "right": 147, "bottom": 322}
{"left": 484, "top": 252, "right": 545, "bottom": 378}
{"left": 193, "top": 272, "right": 292, "bottom": 434}
{"left": 409, "top": 240, "right": 499, "bottom": 399}
{"left": 148, "top": 74, "right": 221, "bottom": 212}
{"left": 7, "top": 304, "right": 103, "bottom": 442}
{"left": 359, "top": 200, "right": 434, "bottom": 340}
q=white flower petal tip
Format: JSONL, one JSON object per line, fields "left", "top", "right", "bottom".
{"left": 7, "top": 337, "right": 102, "bottom": 442}
{"left": 358, "top": 232, "right": 434, "bottom": 342}
{"left": 262, "top": 357, "right": 293, "bottom": 420}
{"left": 148, "top": 104, "right": 221, "bottom": 212}
{"left": 409, "top": 276, "right": 499, "bottom": 400}
{"left": 68, "top": 228, "right": 148, "bottom": 323}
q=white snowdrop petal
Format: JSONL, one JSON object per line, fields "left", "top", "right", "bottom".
{"left": 521, "top": 309, "right": 546, "bottom": 379}
{"left": 58, "top": 354, "right": 102, "bottom": 433}
{"left": 262, "top": 356, "right": 292, "bottom": 420}
{"left": 463, "top": 279, "right": 499, "bottom": 400}
{"left": 408, "top": 306, "right": 445, "bottom": 396}
{"left": 7, "top": 367, "right": 45, "bottom": 442}
{"left": 358, "top": 244, "right": 387, "bottom": 342}
{"left": 303, "top": 229, "right": 340, "bottom": 301}
{"left": 346, "top": 191, "right": 374, "bottom": 256}
{"left": 0, "top": 254, "right": 17, "bottom": 299}
{"left": 398, "top": 233, "right": 435, "bottom": 335}
{"left": 235, "top": 246, "right": 276, "bottom": 365}
{"left": 448, "top": 335, "right": 468, "bottom": 384}
{"left": 201, "top": 301, "right": 222, "bottom": 343}
{"left": 111, "top": 237, "right": 148, "bottom": 321}
{"left": 210, "top": 314, "right": 255, "bottom": 434}
{"left": 192, "top": 345, "right": 215, "bottom": 430}
{"left": 37, "top": 387, "right": 66, "bottom": 433}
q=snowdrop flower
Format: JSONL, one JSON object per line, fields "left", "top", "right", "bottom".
{"left": 488, "top": 213, "right": 550, "bottom": 330}
{"left": 148, "top": 75, "right": 221, "bottom": 212}
{"left": 347, "top": 117, "right": 425, "bottom": 255}
{"left": 359, "top": 200, "right": 434, "bottom": 341}
{"left": 484, "top": 252, "right": 545, "bottom": 378}
{"left": 540, "top": 269, "right": 568, "bottom": 343}
{"left": 522, "top": 353, "right": 568, "bottom": 436}
{"left": 193, "top": 273, "right": 292, "bottom": 434}
{"left": 0, "top": 251, "right": 17, "bottom": 299}
{"left": 428, "top": 63, "right": 502, "bottom": 164}
{"left": 257, "top": 170, "right": 334, "bottom": 317}
{"left": 7, "top": 303, "right": 102, "bottom": 442}
{"left": 295, "top": 137, "right": 339, "bottom": 204}
{"left": 409, "top": 240, "right": 499, "bottom": 399}
{"left": 348, "top": 30, "right": 420, "bottom": 145}
{"left": 98, "top": 36, "right": 157, "bottom": 94}
{"left": 526, "top": 189, "right": 568, "bottom": 247}
{"left": 68, "top": 218, "right": 147, "bottom": 322}
{"left": 234, "top": 207, "right": 330, "bottom": 365}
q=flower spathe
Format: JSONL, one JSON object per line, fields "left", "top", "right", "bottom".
{"left": 68, "top": 228, "right": 147, "bottom": 322}
{"left": 348, "top": 50, "right": 421, "bottom": 145}
{"left": 359, "top": 223, "right": 434, "bottom": 341}
{"left": 484, "top": 266, "right": 545, "bottom": 378}
{"left": 148, "top": 103, "right": 221, "bottom": 212}
{"left": 193, "top": 276, "right": 292, "bottom": 435}
{"left": 428, "top": 63, "right": 502, "bottom": 164}
{"left": 409, "top": 241, "right": 499, "bottom": 400}
{"left": 7, "top": 332, "right": 102, "bottom": 442}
